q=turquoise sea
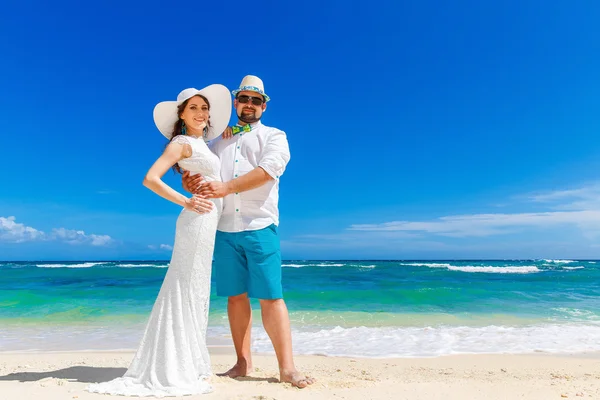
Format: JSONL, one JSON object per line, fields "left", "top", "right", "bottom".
{"left": 1, "top": 259, "right": 599, "bottom": 358}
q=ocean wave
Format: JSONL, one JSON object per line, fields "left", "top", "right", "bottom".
{"left": 404, "top": 262, "right": 540, "bottom": 274}
{"left": 251, "top": 324, "right": 600, "bottom": 358}
{"left": 5, "top": 322, "right": 600, "bottom": 357}
{"left": 400, "top": 263, "right": 452, "bottom": 268}
{"left": 312, "top": 263, "right": 346, "bottom": 267}
{"left": 282, "top": 263, "right": 351, "bottom": 268}
{"left": 36, "top": 262, "right": 105, "bottom": 268}
{"left": 551, "top": 308, "right": 599, "bottom": 321}
{"left": 116, "top": 264, "right": 167, "bottom": 268}
{"left": 447, "top": 266, "right": 540, "bottom": 274}
{"left": 282, "top": 264, "right": 305, "bottom": 268}
{"left": 543, "top": 259, "right": 575, "bottom": 264}
{"left": 0, "top": 263, "right": 24, "bottom": 269}
{"left": 0, "top": 324, "right": 232, "bottom": 352}
{"left": 563, "top": 266, "right": 585, "bottom": 270}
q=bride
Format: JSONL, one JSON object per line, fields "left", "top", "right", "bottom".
{"left": 87, "top": 84, "right": 231, "bottom": 396}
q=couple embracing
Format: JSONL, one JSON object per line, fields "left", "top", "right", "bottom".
{"left": 88, "top": 76, "right": 314, "bottom": 396}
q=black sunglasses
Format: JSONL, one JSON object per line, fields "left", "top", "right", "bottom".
{"left": 237, "top": 95, "right": 264, "bottom": 106}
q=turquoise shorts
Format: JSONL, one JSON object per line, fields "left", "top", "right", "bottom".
{"left": 214, "top": 224, "right": 283, "bottom": 299}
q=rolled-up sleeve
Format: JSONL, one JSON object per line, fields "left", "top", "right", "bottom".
{"left": 259, "top": 129, "right": 291, "bottom": 179}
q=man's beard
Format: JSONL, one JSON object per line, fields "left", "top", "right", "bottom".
{"left": 238, "top": 109, "right": 261, "bottom": 123}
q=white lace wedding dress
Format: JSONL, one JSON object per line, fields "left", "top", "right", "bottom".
{"left": 87, "top": 135, "right": 222, "bottom": 397}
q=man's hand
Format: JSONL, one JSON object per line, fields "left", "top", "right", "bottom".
{"left": 197, "top": 181, "right": 233, "bottom": 199}
{"left": 182, "top": 171, "right": 206, "bottom": 194}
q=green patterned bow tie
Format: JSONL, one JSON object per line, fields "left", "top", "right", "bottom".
{"left": 231, "top": 124, "right": 252, "bottom": 135}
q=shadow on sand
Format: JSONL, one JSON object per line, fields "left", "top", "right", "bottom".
{"left": 229, "top": 376, "right": 279, "bottom": 384}
{"left": 0, "top": 366, "right": 126, "bottom": 383}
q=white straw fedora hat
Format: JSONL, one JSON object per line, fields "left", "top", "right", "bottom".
{"left": 231, "top": 75, "right": 270, "bottom": 102}
{"left": 153, "top": 84, "right": 232, "bottom": 141}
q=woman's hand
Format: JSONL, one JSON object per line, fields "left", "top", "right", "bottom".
{"left": 184, "top": 194, "right": 213, "bottom": 214}
{"left": 222, "top": 126, "right": 233, "bottom": 140}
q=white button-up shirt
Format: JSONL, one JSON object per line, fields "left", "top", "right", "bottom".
{"left": 209, "top": 121, "right": 290, "bottom": 233}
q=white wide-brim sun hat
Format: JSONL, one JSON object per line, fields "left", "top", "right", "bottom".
{"left": 153, "top": 84, "right": 232, "bottom": 141}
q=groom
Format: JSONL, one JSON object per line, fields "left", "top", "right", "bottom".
{"left": 182, "top": 75, "right": 314, "bottom": 388}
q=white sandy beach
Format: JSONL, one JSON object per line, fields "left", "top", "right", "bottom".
{"left": 0, "top": 350, "right": 599, "bottom": 400}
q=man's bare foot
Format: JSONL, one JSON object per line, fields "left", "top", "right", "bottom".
{"left": 217, "top": 360, "right": 253, "bottom": 378}
{"left": 280, "top": 370, "right": 315, "bottom": 388}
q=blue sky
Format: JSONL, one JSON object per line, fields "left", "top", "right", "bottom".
{"left": 1, "top": 1, "right": 600, "bottom": 260}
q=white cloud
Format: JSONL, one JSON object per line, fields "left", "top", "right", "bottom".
{"left": 0, "top": 216, "right": 46, "bottom": 242}
{"left": 296, "top": 231, "right": 420, "bottom": 241}
{"left": 349, "top": 211, "right": 600, "bottom": 237}
{"left": 90, "top": 235, "right": 113, "bottom": 246}
{"left": 280, "top": 182, "right": 600, "bottom": 258}
{"left": 349, "top": 182, "right": 600, "bottom": 238}
{"left": 51, "top": 228, "right": 114, "bottom": 246}
{"left": 148, "top": 244, "right": 173, "bottom": 251}
{"left": 527, "top": 182, "right": 600, "bottom": 211}
{"left": 0, "top": 216, "right": 114, "bottom": 246}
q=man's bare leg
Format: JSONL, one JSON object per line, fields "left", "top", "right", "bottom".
{"left": 260, "top": 299, "right": 315, "bottom": 388}
{"left": 218, "top": 293, "right": 253, "bottom": 378}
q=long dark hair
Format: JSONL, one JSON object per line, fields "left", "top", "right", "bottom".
{"left": 170, "top": 94, "right": 211, "bottom": 174}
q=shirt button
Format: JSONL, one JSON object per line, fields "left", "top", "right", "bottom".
{"left": 237, "top": 146, "right": 240, "bottom": 149}
{"left": 235, "top": 160, "right": 238, "bottom": 162}
{"left": 236, "top": 209, "right": 239, "bottom": 212}
{"left": 235, "top": 174, "right": 238, "bottom": 177}
{"left": 235, "top": 192, "right": 239, "bottom": 195}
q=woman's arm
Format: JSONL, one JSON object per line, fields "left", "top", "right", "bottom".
{"left": 143, "top": 142, "right": 213, "bottom": 214}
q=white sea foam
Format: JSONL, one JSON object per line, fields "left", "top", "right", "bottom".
{"left": 312, "top": 263, "right": 346, "bottom": 267}
{"left": 116, "top": 264, "right": 167, "bottom": 268}
{"left": 563, "top": 266, "right": 584, "bottom": 270}
{"left": 447, "top": 266, "right": 540, "bottom": 274}
{"left": 282, "top": 263, "right": 348, "bottom": 268}
{"left": 551, "top": 308, "right": 599, "bottom": 321}
{"left": 543, "top": 259, "right": 575, "bottom": 264}
{"left": 400, "top": 263, "right": 452, "bottom": 268}
{"left": 251, "top": 324, "right": 600, "bottom": 358}
{"left": 4, "top": 323, "right": 600, "bottom": 358}
{"left": 36, "top": 262, "right": 105, "bottom": 268}
{"left": 0, "top": 324, "right": 232, "bottom": 352}
{"left": 403, "top": 262, "right": 540, "bottom": 274}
